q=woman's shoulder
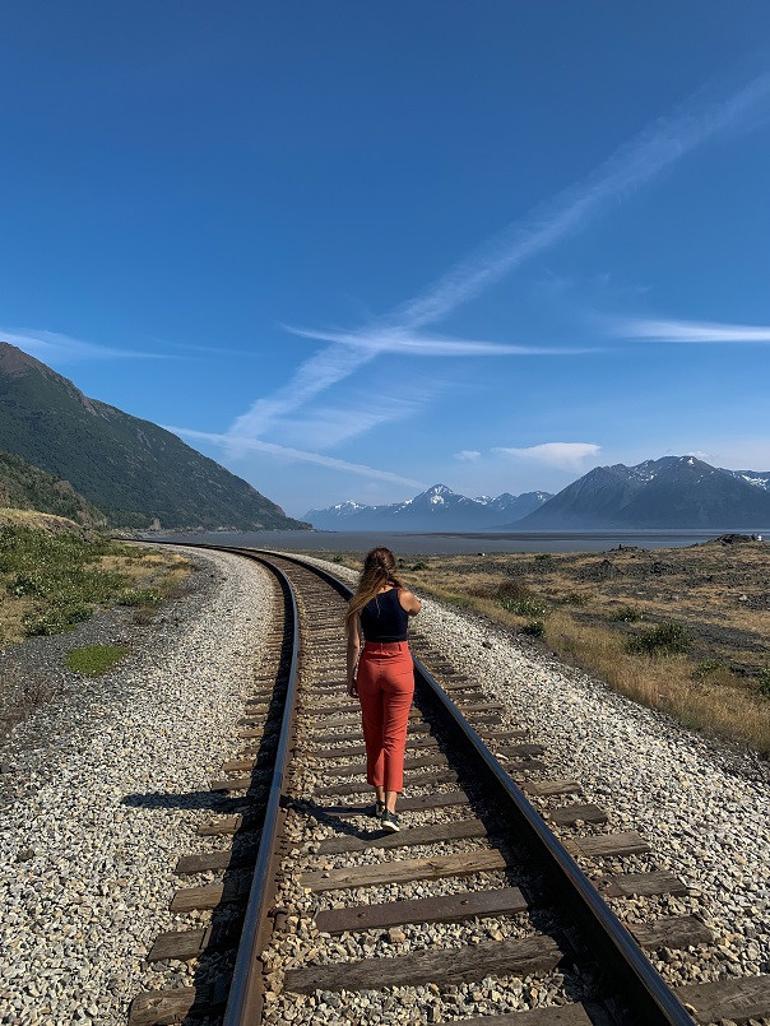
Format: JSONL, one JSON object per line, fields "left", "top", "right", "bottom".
{"left": 397, "top": 587, "right": 421, "bottom": 613}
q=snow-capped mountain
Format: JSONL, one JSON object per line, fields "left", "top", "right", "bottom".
{"left": 728, "top": 470, "right": 770, "bottom": 492}
{"left": 517, "top": 456, "right": 770, "bottom": 530}
{"left": 305, "top": 484, "right": 552, "bottom": 531}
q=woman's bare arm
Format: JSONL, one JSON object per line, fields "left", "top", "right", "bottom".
{"left": 346, "top": 613, "right": 362, "bottom": 696}
{"left": 398, "top": 589, "right": 422, "bottom": 616}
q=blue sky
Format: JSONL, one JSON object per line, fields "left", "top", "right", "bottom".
{"left": 2, "top": 3, "right": 770, "bottom": 517}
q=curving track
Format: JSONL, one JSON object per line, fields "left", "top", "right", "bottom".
{"left": 129, "top": 545, "right": 770, "bottom": 1026}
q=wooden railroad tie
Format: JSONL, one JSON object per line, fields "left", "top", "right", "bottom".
{"left": 316, "top": 816, "right": 488, "bottom": 854}
{"left": 320, "top": 789, "right": 470, "bottom": 817}
{"left": 284, "top": 934, "right": 562, "bottom": 993}
{"left": 314, "top": 767, "right": 459, "bottom": 797}
{"left": 301, "top": 850, "right": 508, "bottom": 891}
{"left": 316, "top": 885, "right": 528, "bottom": 934}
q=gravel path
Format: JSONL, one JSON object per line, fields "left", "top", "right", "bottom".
{"left": 283, "top": 551, "right": 770, "bottom": 990}
{"left": 0, "top": 546, "right": 271, "bottom": 1026}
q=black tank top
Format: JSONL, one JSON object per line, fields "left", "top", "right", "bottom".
{"left": 360, "top": 587, "right": 409, "bottom": 642}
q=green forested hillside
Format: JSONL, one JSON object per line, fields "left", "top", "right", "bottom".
{"left": 0, "top": 449, "right": 105, "bottom": 526}
{"left": 0, "top": 343, "right": 308, "bottom": 530}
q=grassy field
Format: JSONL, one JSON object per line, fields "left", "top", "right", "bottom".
{"left": 328, "top": 538, "right": 770, "bottom": 754}
{"left": 0, "top": 519, "right": 190, "bottom": 736}
{"left": 0, "top": 519, "right": 190, "bottom": 646}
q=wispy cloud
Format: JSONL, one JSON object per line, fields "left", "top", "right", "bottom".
{"left": 392, "top": 73, "right": 770, "bottom": 330}
{"left": 493, "top": 442, "right": 601, "bottom": 471}
{"left": 210, "top": 71, "right": 770, "bottom": 482}
{"left": 228, "top": 344, "right": 377, "bottom": 443}
{"left": 617, "top": 317, "right": 770, "bottom": 343}
{"left": 454, "top": 449, "right": 482, "bottom": 462}
{"left": 1, "top": 329, "right": 168, "bottom": 362}
{"left": 273, "top": 381, "right": 442, "bottom": 450}
{"left": 285, "top": 325, "right": 590, "bottom": 357}
{"left": 168, "top": 425, "right": 425, "bottom": 488}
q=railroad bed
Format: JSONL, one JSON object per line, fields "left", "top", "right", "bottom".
{"left": 129, "top": 546, "right": 770, "bottom": 1026}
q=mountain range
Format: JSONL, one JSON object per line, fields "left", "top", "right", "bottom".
{"left": 307, "top": 456, "right": 770, "bottom": 532}
{"left": 518, "top": 455, "right": 770, "bottom": 530}
{"left": 0, "top": 343, "right": 308, "bottom": 531}
{"left": 305, "top": 484, "right": 552, "bottom": 531}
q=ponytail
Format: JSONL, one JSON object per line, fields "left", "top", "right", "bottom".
{"left": 345, "top": 547, "right": 404, "bottom": 626}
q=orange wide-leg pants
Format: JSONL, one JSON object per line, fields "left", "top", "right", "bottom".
{"left": 357, "top": 641, "right": 415, "bottom": 793}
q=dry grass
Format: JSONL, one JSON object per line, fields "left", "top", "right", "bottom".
{"left": 326, "top": 542, "right": 770, "bottom": 754}
{"left": 98, "top": 548, "right": 191, "bottom": 598}
{"left": 542, "top": 609, "right": 770, "bottom": 751}
{"left": 0, "top": 507, "right": 86, "bottom": 536}
{"left": 0, "top": 535, "right": 191, "bottom": 647}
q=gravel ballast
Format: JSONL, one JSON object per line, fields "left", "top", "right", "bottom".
{"left": 281, "top": 551, "right": 770, "bottom": 992}
{"left": 0, "top": 546, "right": 272, "bottom": 1026}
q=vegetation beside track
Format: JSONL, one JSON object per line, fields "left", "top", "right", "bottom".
{"left": 322, "top": 539, "right": 770, "bottom": 754}
{"left": 0, "top": 521, "right": 191, "bottom": 736}
{"left": 66, "top": 643, "right": 128, "bottom": 676}
{"left": 0, "top": 520, "right": 190, "bottom": 645}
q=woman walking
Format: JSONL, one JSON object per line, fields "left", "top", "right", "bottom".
{"left": 345, "top": 547, "right": 421, "bottom": 832}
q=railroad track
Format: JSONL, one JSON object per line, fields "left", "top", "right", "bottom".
{"left": 129, "top": 545, "right": 770, "bottom": 1026}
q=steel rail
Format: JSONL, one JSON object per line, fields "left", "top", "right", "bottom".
{"left": 143, "top": 540, "right": 694, "bottom": 1025}
{"left": 218, "top": 551, "right": 301, "bottom": 1026}
{"left": 238, "top": 547, "right": 695, "bottom": 1026}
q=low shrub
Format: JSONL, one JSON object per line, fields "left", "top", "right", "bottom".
{"left": 411, "top": 560, "right": 428, "bottom": 571}
{"left": 498, "top": 594, "right": 549, "bottom": 618}
{"left": 609, "top": 605, "right": 642, "bottom": 623}
{"left": 693, "top": 658, "right": 724, "bottom": 681}
{"left": 627, "top": 621, "right": 690, "bottom": 656}
{"left": 522, "top": 619, "right": 545, "bottom": 637}
{"left": 758, "top": 668, "right": 770, "bottom": 698}
{"left": 0, "top": 524, "right": 176, "bottom": 640}
{"left": 118, "top": 587, "right": 163, "bottom": 607}
{"left": 25, "top": 603, "right": 93, "bottom": 636}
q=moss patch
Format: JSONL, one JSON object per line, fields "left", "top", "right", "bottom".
{"left": 66, "top": 644, "right": 127, "bottom": 677}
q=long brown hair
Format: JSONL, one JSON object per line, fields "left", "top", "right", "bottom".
{"left": 345, "top": 547, "right": 404, "bottom": 626}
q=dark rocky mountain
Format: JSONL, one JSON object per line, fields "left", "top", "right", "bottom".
{"left": 0, "top": 343, "right": 308, "bottom": 530}
{"left": 517, "top": 456, "right": 770, "bottom": 530}
{"left": 0, "top": 449, "right": 105, "bottom": 527}
{"left": 305, "top": 484, "right": 552, "bottom": 531}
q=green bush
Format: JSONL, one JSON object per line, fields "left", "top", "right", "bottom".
{"left": 0, "top": 525, "right": 128, "bottom": 638}
{"left": 609, "top": 605, "right": 642, "bottom": 623}
{"left": 534, "top": 552, "right": 552, "bottom": 562}
{"left": 498, "top": 594, "right": 549, "bottom": 618}
{"left": 627, "top": 621, "right": 690, "bottom": 656}
{"left": 522, "top": 619, "right": 545, "bottom": 637}
{"left": 693, "top": 658, "right": 724, "bottom": 681}
{"left": 25, "top": 603, "right": 93, "bottom": 636}
{"left": 758, "top": 668, "right": 770, "bottom": 698}
{"left": 411, "top": 560, "right": 428, "bottom": 571}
